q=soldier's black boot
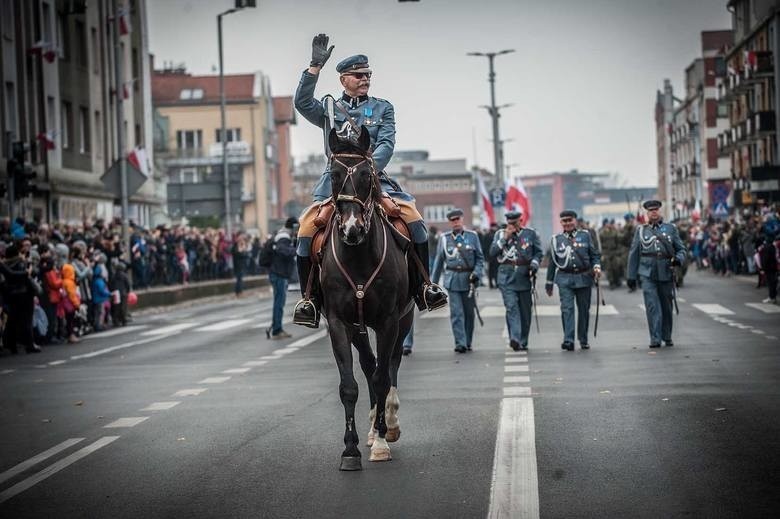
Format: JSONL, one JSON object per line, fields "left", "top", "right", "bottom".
{"left": 293, "top": 255, "right": 321, "bottom": 328}
{"left": 411, "top": 242, "right": 447, "bottom": 311}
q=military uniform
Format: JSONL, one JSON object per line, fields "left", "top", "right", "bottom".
{"left": 599, "top": 220, "right": 623, "bottom": 288}
{"left": 432, "top": 210, "right": 485, "bottom": 352}
{"left": 627, "top": 200, "right": 686, "bottom": 348}
{"left": 546, "top": 210, "right": 602, "bottom": 350}
{"left": 489, "top": 212, "right": 543, "bottom": 350}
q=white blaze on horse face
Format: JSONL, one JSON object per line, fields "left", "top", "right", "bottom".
{"left": 343, "top": 209, "right": 359, "bottom": 238}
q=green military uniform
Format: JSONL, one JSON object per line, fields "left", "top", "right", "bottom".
{"left": 599, "top": 220, "right": 623, "bottom": 288}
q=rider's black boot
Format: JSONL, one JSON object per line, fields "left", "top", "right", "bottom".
{"left": 293, "top": 255, "right": 321, "bottom": 328}
{"left": 411, "top": 241, "right": 447, "bottom": 311}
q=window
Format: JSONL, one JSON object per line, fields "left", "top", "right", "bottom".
{"left": 42, "top": 3, "right": 53, "bottom": 43}
{"left": 46, "top": 95, "right": 55, "bottom": 134}
{"left": 75, "top": 20, "right": 87, "bottom": 67}
{"left": 4, "top": 82, "right": 16, "bottom": 137}
{"left": 132, "top": 47, "right": 139, "bottom": 90}
{"left": 57, "top": 14, "right": 69, "bottom": 59}
{"left": 180, "top": 168, "right": 198, "bottom": 183}
{"left": 176, "top": 129, "right": 202, "bottom": 149}
{"left": 79, "top": 106, "right": 90, "bottom": 153}
{"left": 91, "top": 27, "right": 99, "bottom": 74}
{"left": 423, "top": 204, "right": 456, "bottom": 222}
{"left": 191, "top": 88, "right": 203, "bottom": 99}
{"left": 215, "top": 128, "right": 241, "bottom": 143}
{"left": 61, "top": 101, "right": 72, "bottom": 149}
{"left": 179, "top": 89, "right": 192, "bottom": 100}
{"left": 135, "top": 123, "right": 141, "bottom": 147}
{"left": 94, "top": 111, "right": 102, "bottom": 157}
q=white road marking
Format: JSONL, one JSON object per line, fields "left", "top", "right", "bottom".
{"left": 639, "top": 304, "right": 646, "bottom": 311}
{"left": 173, "top": 388, "right": 208, "bottom": 397}
{"left": 259, "top": 355, "right": 282, "bottom": 360}
{"left": 0, "top": 436, "right": 119, "bottom": 504}
{"left": 451, "top": 305, "right": 620, "bottom": 318}
{"left": 488, "top": 397, "right": 539, "bottom": 519}
{"left": 504, "top": 365, "right": 529, "bottom": 373}
{"left": 505, "top": 357, "right": 528, "bottom": 363}
{"left": 282, "top": 346, "right": 301, "bottom": 353}
{"left": 199, "top": 376, "right": 231, "bottom": 384}
{"left": 504, "top": 376, "right": 530, "bottom": 384}
{"left": 766, "top": 336, "right": 778, "bottom": 340}
{"left": 140, "top": 323, "right": 197, "bottom": 336}
{"left": 503, "top": 386, "right": 532, "bottom": 397}
{"left": 140, "top": 401, "right": 181, "bottom": 411}
{"left": 103, "top": 417, "right": 149, "bottom": 428}
{"left": 692, "top": 304, "right": 734, "bottom": 315}
{"left": 287, "top": 329, "right": 328, "bottom": 348}
{"left": 195, "top": 318, "right": 252, "bottom": 332}
{"left": 751, "top": 329, "right": 766, "bottom": 335}
{"left": 745, "top": 302, "right": 780, "bottom": 314}
{"left": 70, "top": 332, "right": 180, "bottom": 360}
{"left": 272, "top": 349, "right": 295, "bottom": 356}
{"left": 243, "top": 360, "right": 268, "bottom": 367}
{"left": 221, "top": 368, "right": 251, "bottom": 374}
{"left": 0, "top": 369, "right": 14, "bottom": 375}
{"left": 48, "top": 360, "right": 67, "bottom": 366}
{"left": 82, "top": 325, "right": 148, "bottom": 339}
{"left": 506, "top": 351, "right": 527, "bottom": 356}
{"left": 677, "top": 297, "right": 686, "bottom": 303}
{"left": 0, "top": 438, "right": 84, "bottom": 485}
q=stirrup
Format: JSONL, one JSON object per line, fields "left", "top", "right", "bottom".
{"left": 422, "top": 283, "right": 448, "bottom": 311}
{"left": 293, "top": 298, "right": 320, "bottom": 328}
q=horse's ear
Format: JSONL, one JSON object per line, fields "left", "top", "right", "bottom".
{"left": 358, "top": 125, "right": 371, "bottom": 153}
{"left": 328, "top": 128, "right": 340, "bottom": 154}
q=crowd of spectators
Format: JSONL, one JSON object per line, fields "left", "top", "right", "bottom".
{"left": 0, "top": 216, "right": 268, "bottom": 355}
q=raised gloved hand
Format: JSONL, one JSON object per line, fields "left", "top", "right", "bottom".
{"left": 469, "top": 272, "right": 479, "bottom": 284}
{"left": 310, "top": 33, "right": 334, "bottom": 68}
{"left": 627, "top": 279, "right": 637, "bottom": 291}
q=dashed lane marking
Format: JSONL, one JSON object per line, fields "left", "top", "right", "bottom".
{"left": 692, "top": 304, "right": 734, "bottom": 315}
{"left": 70, "top": 332, "right": 181, "bottom": 360}
{"left": 140, "top": 401, "right": 181, "bottom": 411}
{"left": 172, "top": 388, "right": 208, "bottom": 397}
{"left": 272, "top": 349, "right": 295, "bottom": 356}
{"left": 505, "top": 357, "right": 528, "bottom": 363}
{"left": 195, "top": 319, "right": 252, "bottom": 332}
{"left": 504, "top": 365, "right": 530, "bottom": 373}
{"left": 745, "top": 302, "right": 780, "bottom": 314}
{"left": 198, "top": 376, "right": 231, "bottom": 384}
{"left": 751, "top": 329, "right": 766, "bottom": 335}
{"left": 503, "top": 386, "right": 532, "bottom": 397}
{"left": 140, "top": 323, "right": 197, "bottom": 336}
{"left": 503, "top": 376, "right": 530, "bottom": 384}
{"left": 0, "top": 369, "right": 14, "bottom": 375}
{"left": 0, "top": 438, "right": 84, "bottom": 485}
{"left": 242, "top": 360, "right": 268, "bottom": 367}
{"left": 103, "top": 417, "right": 149, "bottom": 428}
{"left": 221, "top": 368, "right": 251, "bottom": 374}
{"left": 0, "top": 436, "right": 119, "bottom": 504}
{"left": 505, "top": 351, "right": 527, "bottom": 356}
{"left": 259, "top": 355, "right": 282, "bottom": 360}
{"left": 82, "top": 325, "right": 148, "bottom": 339}
{"left": 767, "top": 336, "right": 778, "bottom": 340}
{"left": 488, "top": 397, "right": 539, "bottom": 519}
{"left": 48, "top": 360, "right": 67, "bottom": 366}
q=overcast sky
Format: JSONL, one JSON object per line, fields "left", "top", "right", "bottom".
{"left": 147, "top": 0, "right": 732, "bottom": 187}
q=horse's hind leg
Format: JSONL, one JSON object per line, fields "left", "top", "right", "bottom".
{"left": 328, "top": 321, "right": 362, "bottom": 471}
{"left": 386, "top": 309, "right": 412, "bottom": 443}
{"left": 352, "top": 333, "right": 378, "bottom": 447}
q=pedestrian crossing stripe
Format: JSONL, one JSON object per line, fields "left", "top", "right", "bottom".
{"left": 745, "top": 303, "right": 780, "bottom": 314}
{"left": 692, "top": 304, "right": 734, "bottom": 315}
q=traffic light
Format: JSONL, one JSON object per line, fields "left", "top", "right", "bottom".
{"left": 11, "top": 141, "right": 37, "bottom": 199}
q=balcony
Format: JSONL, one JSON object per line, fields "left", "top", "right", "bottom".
{"left": 744, "top": 51, "right": 774, "bottom": 82}
{"left": 159, "top": 141, "right": 254, "bottom": 168}
{"left": 754, "top": 111, "right": 776, "bottom": 135}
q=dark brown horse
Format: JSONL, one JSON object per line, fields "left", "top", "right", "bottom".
{"left": 319, "top": 127, "right": 414, "bottom": 470}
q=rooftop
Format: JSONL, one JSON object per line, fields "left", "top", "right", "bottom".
{"left": 152, "top": 70, "right": 256, "bottom": 105}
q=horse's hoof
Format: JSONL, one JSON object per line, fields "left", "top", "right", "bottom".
{"left": 339, "top": 456, "right": 362, "bottom": 471}
{"left": 369, "top": 448, "right": 392, "bottom": 462}
{"left": 386, "top": 427, "right": 401, "bottom": 443}
{"left": 366, "top": 429, "right": 376, "bottom": 447}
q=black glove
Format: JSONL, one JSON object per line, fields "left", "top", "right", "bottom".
{"left": 670, "top": 257, "right": 679, "bottom": 267}
{"left": 529, "top": 263, "right": 538, "bottom": 275}
{"left": 627, "top": 279, "right": 637, "bottom": 290}
{"left": 310, "top": 33, "right": 334, "bottom": 68}
{"left": 469, "top": 272, "right": 479, "bottom": 284}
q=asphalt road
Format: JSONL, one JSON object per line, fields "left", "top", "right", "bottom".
{"left": 1, "top": 268, "right": 778, "bottom": 518}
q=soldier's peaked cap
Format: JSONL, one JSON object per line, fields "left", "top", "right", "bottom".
{"left": 643, "top": 199, "right": 662, "bottom": 210}
{"left": 505, "top": 210, "right": 522, "bottom": 222}
{"left": 337, "top": 55, "right": 371, "bottom": 74}
{"left": 559, "top": 210, "right": 577, "bottom": 219}
{"left": 447, "top": 208, "right": 464, "bottom": 220}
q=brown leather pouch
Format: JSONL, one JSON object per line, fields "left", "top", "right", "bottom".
{"left": 314, "top": 199, "right": 335, "bottom": 228}
{"left": 379, "top": 193, "right": 402, "bottom": 218}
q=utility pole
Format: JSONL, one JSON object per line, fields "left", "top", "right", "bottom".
{"left": 218, "top": 1, "right": 256, "bottom": 235}
{"left": 468, "top": 49, "right": 514, "bottom": 188}
{"left": 112, "top": 0, "right": 129, "bottom": 258}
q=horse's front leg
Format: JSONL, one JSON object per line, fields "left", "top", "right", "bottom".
{"left": 328, "top": 320, "right": 362, "bottom": 471}
{"left": 369, "top": 316, "right": 399, "bottom": 462}
{"left": 352, "top": 333, "right": 378, "bottom": 447}
{"left": 385, "top": 308, "right": 413, "bottom": 443}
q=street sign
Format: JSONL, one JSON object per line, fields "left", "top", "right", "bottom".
{"left": 100, "top": 159, "right": 148, "bottom": 198}
{"left": 490, "top": 187, "right": 506, "bottom": 207}
{"left": 713, "top": 202, "right": 728, "bottom": 217}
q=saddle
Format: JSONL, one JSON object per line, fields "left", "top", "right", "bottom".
{"left": 310, "top": 193, "right": 411, "bottom": 263}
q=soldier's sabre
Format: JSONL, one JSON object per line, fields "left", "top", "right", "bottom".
{"left": 671, "top": 267, "right": 680, "bottom": 315}
{"left": 531, "top": 272, "right": 540, "bottom": 333}
{"left": 594, "top": 276, "right": 602, "bottom": 337}
{"left": 469, "top": 281, "right": 484, "bottom": 327}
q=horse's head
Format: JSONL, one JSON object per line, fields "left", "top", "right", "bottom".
{"left": 328, "top": 127, "right": 379, "bottom": 246}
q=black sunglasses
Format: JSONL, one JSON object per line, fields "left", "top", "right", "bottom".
{"left": 346, "top": 72, "right": 371, "bottom": 79}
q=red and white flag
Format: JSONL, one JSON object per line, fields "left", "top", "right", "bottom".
{"left": 118, "top": 6, "right": 132, "bottom": 36}
{"left": 28, "top": 40, "right": 57, "bottom": 63}
{"left": 505, "top": 175, "right": 532, "bottom": 225}
{"left": 37, "top": 130, "right": 57, "bottom": 150}
{"left": 476, "top": 174, "right": 495, "bottom": 230}
{"left": 127, "top": 146, "right": 149, "bottom": 176}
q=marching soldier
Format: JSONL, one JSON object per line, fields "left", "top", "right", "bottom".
{"left": 545, "top": 210, "right": 602, "bottom": 351}
{"left": 627, "top": 200, "right": 686, "bottom": 348}
{"left": 599, "top": 219, "right": 623, "bottom": 288}
{"left": 489, "top": 210, "right": 543, "bottom": 351}
{"left": 432, "top": 209, "right": 485, "bottom": 353}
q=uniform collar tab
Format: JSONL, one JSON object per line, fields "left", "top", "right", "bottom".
{"left": 341, "top": 92, "right": 368, "bottom": 108}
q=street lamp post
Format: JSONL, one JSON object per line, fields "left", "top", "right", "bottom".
{"left": 468, "top": 49, "right": 514, "bottom": 187}
{"left": 218, "top": 1, "right": 256, "bottom": 235}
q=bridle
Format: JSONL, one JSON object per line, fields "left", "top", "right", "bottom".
{"left": 329, "top": 152, "right": 378, "bottom": 235}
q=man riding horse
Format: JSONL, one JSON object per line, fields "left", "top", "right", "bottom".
{"left": 292, "top": 33, "right": 447, "bottom": 327}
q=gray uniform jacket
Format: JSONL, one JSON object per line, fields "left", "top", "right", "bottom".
{"left": 627, "top": 221, "right": 686, "bottom": 282}
{"left": 546, "top": 230, "right": 601, "bottom": 289}
{"left": 489, "top": 227, "right": 543, "bottom": 291}
{"left": 432, "top": 230, "right": 485, "bottom": 292}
